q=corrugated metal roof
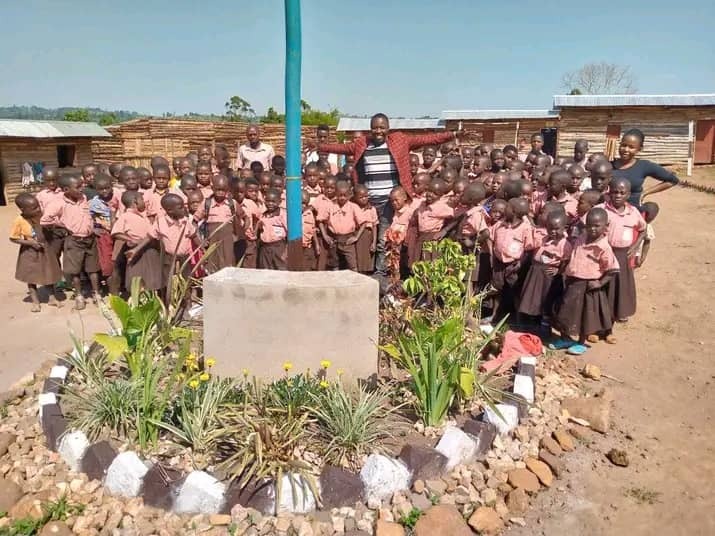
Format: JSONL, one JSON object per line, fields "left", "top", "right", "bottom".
{"left": 441, "top": 109, "right": 559, "bottom": 120}
{"left": 337, "top": 117, "right": 445, "bottom": 132}
{"left": 0, "top": 119, "right": 112, "bottom": 138}
{"left": 553, "top": 94, "right": 715, "bottom": 108}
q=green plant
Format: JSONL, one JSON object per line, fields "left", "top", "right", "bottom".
{"left": 159, "top": 377, "right": 236, "bottom": 454}
{"left": 64, "top": 377, "right": 137, "bottom": 441}
{"left": 403, "top": 239, "right": 476, "bottom": 310}
{"left": 265, "top": 373, "right": 322, "bottom": 418}
{"left": 0, "top": 496, "right": 83, "bottom": 536}
{"left": 0, "top": 403, "right": 7, "bottom": 419}
{"left": 399, "top": 507, "right": 423, "bottom": 529}
{"left": 309, "top": 382, "right": 406, "bottom": 470}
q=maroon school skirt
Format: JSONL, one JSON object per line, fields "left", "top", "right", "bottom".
{"left": 518, "top": 261, "right": 563, "bottom": 317}
{"left": 608, "top": 247, "right": 637, "bottom": 320}
{"left": 126, "top": 243, "right": 163, "bottom": 291}
{"left": 258, "top": 240, "right": 287, "bottom": 270}
{"left": 15, "top": 243, "right": 62, "bottom": 286}
{"left": 554, "top": 277, "right": 612, "bottom": 339}
{"left": 355, "top": 228, "right": 375, "bottom": 273}
{"left": 206, "top": 222, "right": 236, "bottom": 273}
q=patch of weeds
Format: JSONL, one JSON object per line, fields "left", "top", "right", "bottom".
{"left": 0, "top": 496, "right": 84, "bottom": 536}
{"left": 429, "top": 494, "right": 439, "bottom": 505}
{"left": 228, "top": 523, "right": 238, "bottom": 536}
{"left": 399, "top": 507, "right": 423, "bottom": 529}
{"left": 625, "top": 487, "right": 661, "bottom": 505}
{"left": 0, "top": 403, "right": 7, "bottom": 419}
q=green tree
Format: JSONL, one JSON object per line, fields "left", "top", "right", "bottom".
{"left": 569, "top": 88, "right": 583, "bottom": 95}
{"left": 263, "top": 106, "right": 285, "bottom": 124}
{"left": 224, "top": 95, "right": 255, "bottom": 121}
{"left": 63, "top": 109, "right": 90, "bottom": 122}
{"left": 302, "top": 106, "right": 340, "bottom": 127}
{"left": 99, "top": 112, "right": 119, "bottom": 126}
{"left": 300, "top": 99, "right": 312, "bottom": 111}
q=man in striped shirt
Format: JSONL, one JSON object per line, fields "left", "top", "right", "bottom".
{"left": 319, "top": 114, "right": 457, "bottom": 277}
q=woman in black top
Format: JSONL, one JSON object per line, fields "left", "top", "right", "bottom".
{"left": 612, "top": 129, "right": 679, "bottom": 208}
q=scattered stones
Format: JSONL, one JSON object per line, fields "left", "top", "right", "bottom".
{"left": 606, "top": 449, "right": 630, "bottom": 467}
{"left": 553, "top": 429, "right": 575, "bottom": 452}
{"left": 0, "top": 432, "right": 16, "bottom": 457}
{"left": 483, "top": 404, "right": 519, "bottom": 435}
{"left": 209, "top": 514, "right": 232, "bottom": 526}
{"left": 105, "top": 451, "right": 150, "bottom": 498}
{"left": 319, "top": 466, "right": 364, "bottom": 509}
{"left": 174, "top": 471, "right": 227, "bottom": 514}
{"left": 524, "top": 458, "right": 553, "bottom": 487}
{"left": 538, "top": 450, "right": 563, "bottom": 477}
{"left": 0, "top": 477, "right": 23, "bottom": 512}
{"left": 468, "top": 506, "right": 504, "bottom": 535}
{"left": 581, "top": 364, "right": 601, "bottom": 380}
{"left": 435, "top": 427, "right": 477, "bottom": 470}
{"left": 507, "top": 469, "right": 540, "bottom": 493}
{"left": 561, "top": 395, "right": 611, "bottom": 433}
{"left": 398, "top": 445, "right": 447, "bottom": 482}
{"left": 569, "top": 425, "right": 590, "bottom": 442}
{"left": 9, "top": 494, "right": 43, "bottom": 520}
{"left": 360, "top": 454, "right": 411, "bottom": 505}
{"left": 412, "top": 479, "right": 425, "bottom": 494}
{"left": 57, "top": 430, "right": 90, "bottom": 472}
{"left": 375, "top": 520, "right": 405, "bottom": 536}
{"left": 506, "top": 487, "right": 529, "bottom": 515}
{"left": 510, "top": 517, "right": 527, "bottom": 527}
{"left": 413, "top": 505, "right": 472, "bottom": 536}
{"left": 539, "top": 436, "right": 563, "bottom": 456}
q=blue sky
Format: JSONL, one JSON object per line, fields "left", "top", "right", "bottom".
{"left": 1, "top": 0, "right": 713, "bottom": 117}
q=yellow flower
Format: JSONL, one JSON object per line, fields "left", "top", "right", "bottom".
{"left": 337, "top": 369, "right": 344, "bottom": 377}
{"left": 199, "top": 372, "right": 210, "bottom": 382}
{"left": 189, "top": 379, "right": 199, "bottom": 389}
{"left": 319, "top": 380, "right": 329, "bottom": 388}
{"left": 320, "top": 360, "right": 332, "bottom": 370}
{"left": 206, "top": 358, "right": 216, "bottom": 368}
{"left": 178, "top": 373, "right": 186, "bottom": 381}
{"left": 242, "top": 368, "right": 250, "bottom": 378}
{"left": 186, "top": 353, "right": 197, "bottom": 362}
{"left": 283, "top": 361, "right": 293, "bottom": 372}
{"left": 190, "top": 361, "right": 200, "bottom": 371}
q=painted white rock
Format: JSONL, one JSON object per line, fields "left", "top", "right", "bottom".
{"left": 513, "top": 374, "right": 535, "bottom": 403}
{"left": 174, "top": 471, "right": 226, "bottom": 514}
{"left": 276, "top": 473, "right": 319, "bottom": 514}
{"left": 49, "top": 365, "right": 69, "bottom": 381}
{"left": 436, "top": 426, "right": 478, "bottom": 470}
{"left": 57, "top": 430, "right": 90, "bottom": 472}
{"left": 105, "top": 451, "right": 150, "bottom": 497}
{"left": 484, "top": 404, "right": 519, "bottom": 435}
{"left": 360, "top": 454, "right": 410, "bottom": 505}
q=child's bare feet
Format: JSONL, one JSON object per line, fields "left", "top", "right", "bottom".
{"left": 586, "top": 334, "right": 600, "bottom": 344}
{"left": 74, "top": 296, "right": 86, "bottom": 310}
{"left": 91, "top": 292, "right": 102, "bottom": 306}
{"left": 30, "top": 303, "right": 41, "bottom": 313}
{"left": 605, "top": 334, "right": 617, "bottom": 344}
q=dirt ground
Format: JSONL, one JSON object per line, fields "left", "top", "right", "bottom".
{"left": 0, "top": 170, "right": 713, "bottom": 534}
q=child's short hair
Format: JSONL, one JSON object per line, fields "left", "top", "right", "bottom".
{"left": 153, "top": 163, "right": 171, "bottom": 176}
{"left": 161, "top": 193, "right": 184, "bottom": 210}
{"left": 641, "top": 202, "right": 659, "bottom": 222}
{"left": 121, "top": 190, "right": 141, "bottom": 208}
{"left": 94, "top": 173, "right": 112, "bottom": 188}
{"left": 180, "top": 174, "right": 198, "bottom": 188}
{"left": 250, "top": 161, "right": 265, "bottom": 173}
{"left": 15, "top": 192, "right": 37, "bottom": 209}
{"left": 443, "top": 154, "right": 463, "bottom": 172}
{"left": 245, "top": 178, "right": 259, "bottom": 188}
{"left": 272, "top": 155, "right": 286, "bottom": 167}
{"left": 579, "top": 189, "right": 601, "bottom": 207}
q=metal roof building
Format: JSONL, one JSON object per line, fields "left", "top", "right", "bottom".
{"left": 441, "top": 109, "right": 559, "bottom": 120}
{"left": 0, "top": 119, "right": 111, "bottom": 138}
{"left": 553, "top": 94, "right": 715, "bottom": 108}
{"left": 336, "top": 117, "right": 444, "bottom": 132}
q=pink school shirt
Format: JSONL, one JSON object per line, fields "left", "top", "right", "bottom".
{"left": 310, "top": 194, "right": 334, "bottom": 223}
{"left": 533, "top": 235, "right": 572, "bottom": 267}
{"left": 205, "top": 198, "right": 236, "bottom": 224}
{"left": 327, "top": 201, "right": 360, "bottom": 235}
{"left": 150, "top": 215, "right": 196, "bottom": 256}
{"left": 388, "top": 203, "right": 416, "bottom": 242}
{"left": 259, "top": 210, "right": 288, "bottom": 243}
{"left": 302, "top": 209, "right": 316, "bottom": 248}
{"left": 303, "top": 184, "right": 322, "bottom": 198}
{"left": 530, "top": 189, "right": 548, "bottom": 216}
{"left": 564, "top": 234, "right": 619, "bottom": 280}
{"left": 491, "top": 219, "right": 534, "bottom": 263}
{"left": 36, "top": 188, "right": 62, "bottom": 212}
{"left": 553, "top": 193, "right": 578, "bottom": 219}
{"left": 355, "top": 205, "right": 378, "bottom": 228}
{"left": 200, "top": 185, "right": 213, "bottom": 199}
{"left": 599, "top": 202, "right": 646, "bottom": 249}
{"left": 460, "top": 205, "right": 488, "bottom": 237}
{"left": 111, "top": 209, "right": 152, "bottom": 243}
{"left": 532, "top": 227, "right": 548, "bottom": 249}
{"left": 416, "top": 198, "right": 454, "bottom": 233}
{"left": 41, "top": 195, "right": 93, "bottom": 237}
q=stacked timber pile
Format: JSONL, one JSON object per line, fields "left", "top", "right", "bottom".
{"left": 92, "top": 118, "right": 334, "bottom": 167}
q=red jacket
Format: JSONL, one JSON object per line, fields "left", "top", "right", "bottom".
{"left": 319, "top": 130, "right": 455, "bottom": 195}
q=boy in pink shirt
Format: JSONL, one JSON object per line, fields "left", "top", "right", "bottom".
{"left": 490, "top": 197, "right": 534, "bottom": 320}
{"left": 385, "top": 186, "right": 414, "bottom": 283}
{"left": 41, "top": 175, "right": 101, "bottom": 309}
{"left": 599, "top": 177, "right": 646, "bottom": 324}
{"left": 553, "top": 207, "right": 619, "bottom": 353}
{"left": 353, "top": 185, "right": 378, "bottom": 273}
{"left": 321, "top": 182, "right": 359, "bottom": 271}
{"left": 548, "top": 169, "right": 578, "bottom": 219}
{"left": 36, "top": 168, "right": 62, "bottom": 211}
{"left": 257, "top": 189, "right": 288, "bottom": 270}
{"left": 411, "top": 172, "right": 430, "bottom": 205}
{"left": 303, "top": 163, "right": 322, "bottom": 199}
{"left": 312, "top": 176, "right": 338, "bottom": 270}
{"left": 412, "top": 178, "right": 454, "bottom": 264}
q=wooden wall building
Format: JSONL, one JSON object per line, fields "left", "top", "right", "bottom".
{"left": 554, "top": 94, "right": 715, "bottom": 165}
{"left": 0, "top": 120, "right": 111, "bottom": 205}
{"left": 441, "top": 110, "right": 560, "bottom": 156}
{"left": 92, "top": 118, "right": 335, "bottom": 169}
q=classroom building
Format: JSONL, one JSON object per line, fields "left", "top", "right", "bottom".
{"left": 0, "top": 119, "right": 111, "bottom": 205}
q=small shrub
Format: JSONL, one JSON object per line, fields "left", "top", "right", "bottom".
{"left": 309, "top": 382, "right": 406, "bottom": 470}
{"left": 265, "top": 373, "right": 322, "bottom": 418}
{"left": 64, "top": 378, "right": 137, "bottom": 441}
{"left": 399, "top": 507, "right": 423, "bottom": 529}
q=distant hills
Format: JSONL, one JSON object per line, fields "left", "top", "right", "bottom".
{"left": 0, "top": 105, "right": 143, "bottom": 124}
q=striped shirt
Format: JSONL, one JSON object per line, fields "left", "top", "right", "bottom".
{"left": 361, "top": 142, "right": 398, "bottom": 201}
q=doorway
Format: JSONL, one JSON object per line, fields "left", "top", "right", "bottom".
{"left": 540, "top": 128, "right": 557, "bottom": 157}
{"left": 695, "top": 120, "right": 715, "bottom": 164}
{"left": 56, "top": 145, "right": 76, "bottom": 168}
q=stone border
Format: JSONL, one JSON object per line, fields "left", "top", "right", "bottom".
{"left": 38, "top": 349, "right": 538, "bottom": 517}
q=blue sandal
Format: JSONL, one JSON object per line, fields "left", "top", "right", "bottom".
{"left": 548, "top": 338, "right": 576, "bottom": 350}
{"left": 566, "top": 343, "right": 588, "bottom": 356}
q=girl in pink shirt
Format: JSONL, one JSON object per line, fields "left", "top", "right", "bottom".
{"left": 552, "top": 207, "right": 619, "bottom": 354}
{"left": 385, "top": 186, "right": 414, "bottom": 283}
{"left": 256, "top": 189, "right": 288, "bottom": 270}
{"left": 112, "top": 191, "right": 162, "bottom": 291}
{"left": 353, "top": 185, "right": 378, "bottom": 274}
{"left": 489, "top": 197, "right": 534, "bottom": 321}
{"left": 36, "top": 172, "right": 62, "bottom": 212}
{"left": 196, "top": 162, "right": 213, "bottom": 199}
{"left": 548, "top": 170, "right": 578, "bottom": 220}
{"left": 411, "top": 178, "right": 454, "bottom": 265}
{"left": 519, "top": 211, "right": 572, "bottom": 326}
{"left": 600, "top": 177, "right": 646, "bottom": 324}
{"left": 205, "top": 175, "right": 242, "bottom": 273}
{"left": 312, "top": 177, "right": 338, "bottom": 270}
{"left": 457, "top": 182, "right": 489, "bottom": 290}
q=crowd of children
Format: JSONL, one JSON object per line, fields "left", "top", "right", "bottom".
{"left": 11, "top": 131, "right": 659, "bottom": 354}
